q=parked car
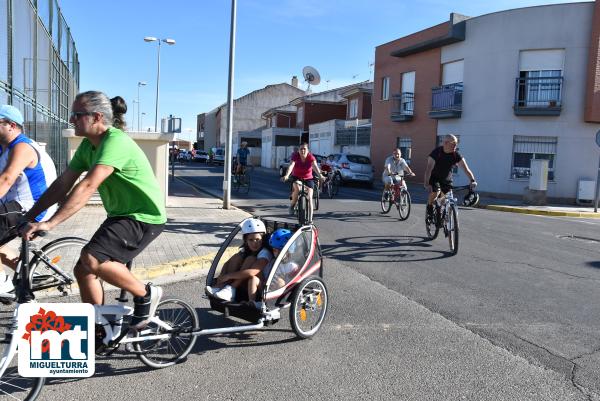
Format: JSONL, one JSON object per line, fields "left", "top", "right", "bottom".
{"left": 210, "top": 147, "right": 225, "bottom": 165}
{"left": 279, "top": 154, "right": 325, "bottom": 177}
{"left": 177, "top": 150, "right": 192, "bottom": 161}
{"left": 332, "top": 153, "right": 374, "bottom": 187}
{"left": 194, "top": 150, "right": 209, "bottom": 163}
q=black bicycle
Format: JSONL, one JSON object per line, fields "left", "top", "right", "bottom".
{"left": 321, "top": 171, "right": 340, "bottom": 199}
{"left": 425, "top": 185, "right": 478, "bottom": 255}
{"left": 233, "top": 165, "right": 252, "bottom": 194}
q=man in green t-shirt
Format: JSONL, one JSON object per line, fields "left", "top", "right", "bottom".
{"left": 21, "top": 91, "right": 166, "bottom": 329}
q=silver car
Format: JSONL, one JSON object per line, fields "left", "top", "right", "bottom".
{"left": 332, "top": 153, "right": 374, "bottom": 187}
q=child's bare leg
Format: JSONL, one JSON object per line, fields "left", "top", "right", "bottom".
{"left": 247, "top": 276, "right": 260, "bottom": 301}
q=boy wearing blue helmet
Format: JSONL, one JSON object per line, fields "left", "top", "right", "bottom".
{"left": 247, "top": 228, "right": 299, "bottom": 307}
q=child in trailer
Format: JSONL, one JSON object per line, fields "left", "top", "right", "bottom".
{"left": 206, "top": 218, "right": 272, "bottom": 302}
{"left": 246, "top": 228, "right": 299, "bottom": 308}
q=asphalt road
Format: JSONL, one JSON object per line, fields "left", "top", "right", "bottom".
{"left": 175, "top": 163, "right": 600, "bottom": 399}
{"left": 16, "top": 162, "right": 600, "bottom": 401}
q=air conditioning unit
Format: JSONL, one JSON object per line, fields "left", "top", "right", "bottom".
{"left": 577, "top": 179, "right": 595, "bottom": 204}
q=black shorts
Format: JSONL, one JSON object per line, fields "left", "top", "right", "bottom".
{"left": 429, "top": 176, "right": 453, "bottom": 193}
{"left": 290, "top": 176, "right": 315, "bottom": 189}
{"left": 0, "top": 201, "right": 24, "bottom": 247}
{"left": 83, "top": 217, "right": 164, "bottom": 265}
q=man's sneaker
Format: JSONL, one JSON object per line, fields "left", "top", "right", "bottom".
{"left": 0, "top": 273, "right": 14, "bottom": 297}
{"left": 131, "top": 284, "right": 163, "bottom": 329}
{"left": 214, "top": 285, "right": 235, "bottom": 302}
{"left": 205, "top": 285, "right": 220, "bottom": 296}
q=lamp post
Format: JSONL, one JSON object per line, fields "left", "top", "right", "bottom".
{"left": 141, "top": 112, "right": 146, "bottom": 132}
{"left": 137, "top": 81, "right": 147, "bottom": 131}
{"left": 143, "top": 36, "right": 176, "bottom": 132}
{"left": 131, "top": 99, "right": 139, "bottom": 131}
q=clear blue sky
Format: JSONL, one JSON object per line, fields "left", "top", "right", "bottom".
{"left": 59, "top": 0, "right": 581, "bottom": 141}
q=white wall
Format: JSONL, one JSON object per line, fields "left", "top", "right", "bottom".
{"left": 438, "top": 2, "right": 599, "bottom": 199}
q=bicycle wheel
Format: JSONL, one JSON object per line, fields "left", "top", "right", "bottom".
{"left": 0, "top": 368, "right": 45, "bottom": 401}
{"left": 425, "top": 207, "right": 439, "bottom": 240}
{"left": 332, "top": 173, "right": 341, "bottom": 195}
{"left": 0, "top": 330, "right": 45, "bottom": 401}
{"left": 313, "top": 185, "right": 319, "bottom": 211}
{"left": 297, "top": 195, "right": 309, "bottom": 226}
{"left": 290, "top": 277, "right": 328, "bottom": 339}
{"left": 324, "top": 180, "right": 333, "bottom": 199}
{"left": 397, "top": 189, "right": 411, "bottom": 221}
{"left": 447, "top": 205, "right": 459, "bottom": 255}
{"left": 380, "top": 190, "right": 392, "bottom": 214}
{"left": 239, "top": 171, "right": 250, "bottom": 194}
{"left": 29, "top": 237, "right": 87, "bottom": 301}
{"left": 135, "top": 298, "right": 198, "bottom": 369}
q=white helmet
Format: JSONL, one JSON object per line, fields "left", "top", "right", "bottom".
{"left": 241, "top": 218, "right": 266, "bottom": 234}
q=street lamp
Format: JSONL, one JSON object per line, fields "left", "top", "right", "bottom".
{"left": 131, "top": 99, "right": 139, "bottom": 131}
{"left": 137, "top": 81, "right": 147, "bottom": 131}
{"left": 141, "top": 112, "right": 147, "bottom": 131}
{"left": 143, "top": 36, "right": 176, "bottom": 132}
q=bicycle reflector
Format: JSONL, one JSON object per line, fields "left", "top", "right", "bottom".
{"left": 463, "top": 191, "right": 480, "bottom": 207}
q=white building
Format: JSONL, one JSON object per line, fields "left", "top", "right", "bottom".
{"left": 436, "top": 2, "right": 600, "bottom": 201}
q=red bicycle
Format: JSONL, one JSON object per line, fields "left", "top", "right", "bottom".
{"left": 380, "top": 173, "right": 412, "bottom": 220}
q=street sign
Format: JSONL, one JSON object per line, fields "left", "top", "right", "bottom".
{"left": 596, "top": 130, "right": 600, "bottom": 147}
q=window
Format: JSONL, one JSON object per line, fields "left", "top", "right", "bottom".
{"left": 517, "top": 70, "right": 562, "bottom": 107}
{"left": 511, "top": 136, "right": 557, "bottom": 181}
{"left": 297, "top": 106, "right": 303, "bottom": 123}
{"left": 381, "top": 77, "right": 390, "bottom": 100}
{"left": 396, "top": 137, "right": 412, "bottom": 164}
{"left": 349, "top": 98, "right": 358, "bottom": 118}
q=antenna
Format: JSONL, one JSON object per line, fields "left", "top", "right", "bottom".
{"left": 368, "top": 61, "right": 374, "bottom": 77}
{"left": 302, "top": 66, "right": 321, "bottom": 91}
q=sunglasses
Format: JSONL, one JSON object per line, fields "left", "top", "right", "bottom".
{"left": 70, "top": 111, "right": 95, "bottom": 120}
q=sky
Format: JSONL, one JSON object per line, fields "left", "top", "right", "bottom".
{"left": 58, "top": 0, "right": 582, "bottom": 142}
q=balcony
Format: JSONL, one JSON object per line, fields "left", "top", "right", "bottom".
{"left": 429, "top": 83, "right": 463, "bottom": 119}
{"left": 391, "top": 92, "right": 414, "bottom": 122}
{"left": 514, "top": 76, "right": 563, "bottom": 116}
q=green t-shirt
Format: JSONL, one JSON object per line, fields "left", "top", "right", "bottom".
{"left": 69, "top": 127, "right": 167, "bottom": 224}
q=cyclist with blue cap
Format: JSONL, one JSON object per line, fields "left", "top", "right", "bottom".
{"left": 0, "top": 105, "right": 57, "bottom": 295}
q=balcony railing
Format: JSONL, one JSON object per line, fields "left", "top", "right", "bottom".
{"left": 514, "top": 76, "right": 563, "bottom": 116}
{"left": 429, "top": 83, "right": 463, "bottom": 118}
{"left": 391, "top": 92, "right": 414, "bottom": 122}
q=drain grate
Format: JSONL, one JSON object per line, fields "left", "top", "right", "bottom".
{"left": 557, "top": 234, "right": 600, "bottom": 244}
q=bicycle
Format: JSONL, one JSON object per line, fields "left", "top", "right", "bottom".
{"left": 321, "top": 171, "right": 340, "bottom": 199}
{"left": 285, "top": 178, "right": 313, "bottom": 226}
{"left": 234, "top": 165, "right": 252, "bottom": 194}
{"left": 0, "top": 234, "right": 198, "bottom": 400}
{"left": 425, "top": 185, "right": 473, "bottom": 255}
{"left": 380, "top": 173, "right": 412, "bottom": 221}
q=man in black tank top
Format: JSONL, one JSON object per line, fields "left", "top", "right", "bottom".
{"left": 424, "top": 134, "right": 477, "bottom": 218}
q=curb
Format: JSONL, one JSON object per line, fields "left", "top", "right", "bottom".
{"left": 482, "top": 204, "right": 600, "bottom": 218}
{"left": 131, "top": 253, "right": 215, "bottom": 281}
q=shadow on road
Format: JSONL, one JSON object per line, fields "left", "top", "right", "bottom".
{"left": 322, "top": 235, "right": 456, "bottom": 262}
{"left": 164, "top": 220, "right": 236, "bottom": 243}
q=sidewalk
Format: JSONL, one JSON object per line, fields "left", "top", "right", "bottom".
{"left": 47, "top": 176, "right": 250, "bottom": 283}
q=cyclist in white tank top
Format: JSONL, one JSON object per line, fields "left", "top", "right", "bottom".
{"left": 0, "top": 105, "right": 57, "bottom": 283}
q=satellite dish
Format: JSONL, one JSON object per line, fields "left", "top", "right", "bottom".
{"left": 302, "top": 66, "right": 321, "bottom": 91}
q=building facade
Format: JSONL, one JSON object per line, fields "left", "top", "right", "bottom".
{"left": 1, "top": 0, "right": 80, "bottom": 172}
{"left": 372, "top": 2, "right": 600, "bottom": 202}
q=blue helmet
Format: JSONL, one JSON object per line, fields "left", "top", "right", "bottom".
{"left": 269, "top": 228, "right": 293, "bottom": 249}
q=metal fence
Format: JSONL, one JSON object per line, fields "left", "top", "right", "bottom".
{"left": 431, "top": 83, "right": 463, "bottom": 112}
{"left": 335, "top": 127, "right": 371, "bottom": 146}
{"left": 1, "top": 0, "right": 80, "bottom": 172}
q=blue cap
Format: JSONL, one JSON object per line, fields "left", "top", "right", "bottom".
{"left": 0, "top": 105, "right": 24, "bottom": 126}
